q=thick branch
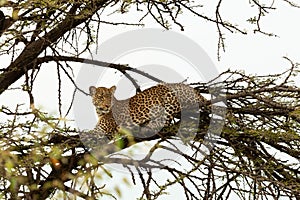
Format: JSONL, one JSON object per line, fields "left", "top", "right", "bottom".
{"left": 0, "top": 0, "right": 110, "bottom": 95}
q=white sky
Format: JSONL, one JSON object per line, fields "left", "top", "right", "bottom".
{"left": 0, "top": 1, "right": 300, "bottom": 199}
{"left": 85, "top": 2, "right": 300, "bottom": 199}
{"left": 97, "top": 0, "right": 300, "bottom": 75}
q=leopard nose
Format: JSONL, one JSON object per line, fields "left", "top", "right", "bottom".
{"left": 104, "top": 104, "right": 110, "bottom": 109}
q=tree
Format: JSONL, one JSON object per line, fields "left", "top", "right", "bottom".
{"left": 0, "top": 0, "right": 300, "bottom": 199}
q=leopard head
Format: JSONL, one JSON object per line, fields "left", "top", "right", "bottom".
{"left": 89, "top": 86, "right": 116, "bottom": 116}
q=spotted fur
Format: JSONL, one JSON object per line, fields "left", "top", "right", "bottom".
{"left": 89, "top": 83, "right": 206, "bottom": 140}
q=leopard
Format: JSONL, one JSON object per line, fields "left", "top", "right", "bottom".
{"left": 89, "top": 83, "right": 207, "bottom": 140}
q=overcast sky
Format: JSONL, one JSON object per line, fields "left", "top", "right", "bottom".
{"left": 1, "top": 1, "right": 299, "bottom": 199}
{"left": 88, "top": 2, "right": 300, "bottom": 199}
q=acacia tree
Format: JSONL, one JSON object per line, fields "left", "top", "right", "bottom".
{"left": 0, "top": 0, "right": 300, "bottom": 199}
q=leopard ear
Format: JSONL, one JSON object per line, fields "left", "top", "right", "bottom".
{"left": 109, "top": 86, "right": 116, "bottom": 94}
{"left": 89, "top": 86, "right": 97, "bottom": 96}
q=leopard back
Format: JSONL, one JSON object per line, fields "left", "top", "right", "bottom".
{"left": 90, "top": 83, "right": 206, "bottom": 139}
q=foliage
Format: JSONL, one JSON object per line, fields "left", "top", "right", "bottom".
{"left": 0, "top": 0, "right": 300, "bottom": 199}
